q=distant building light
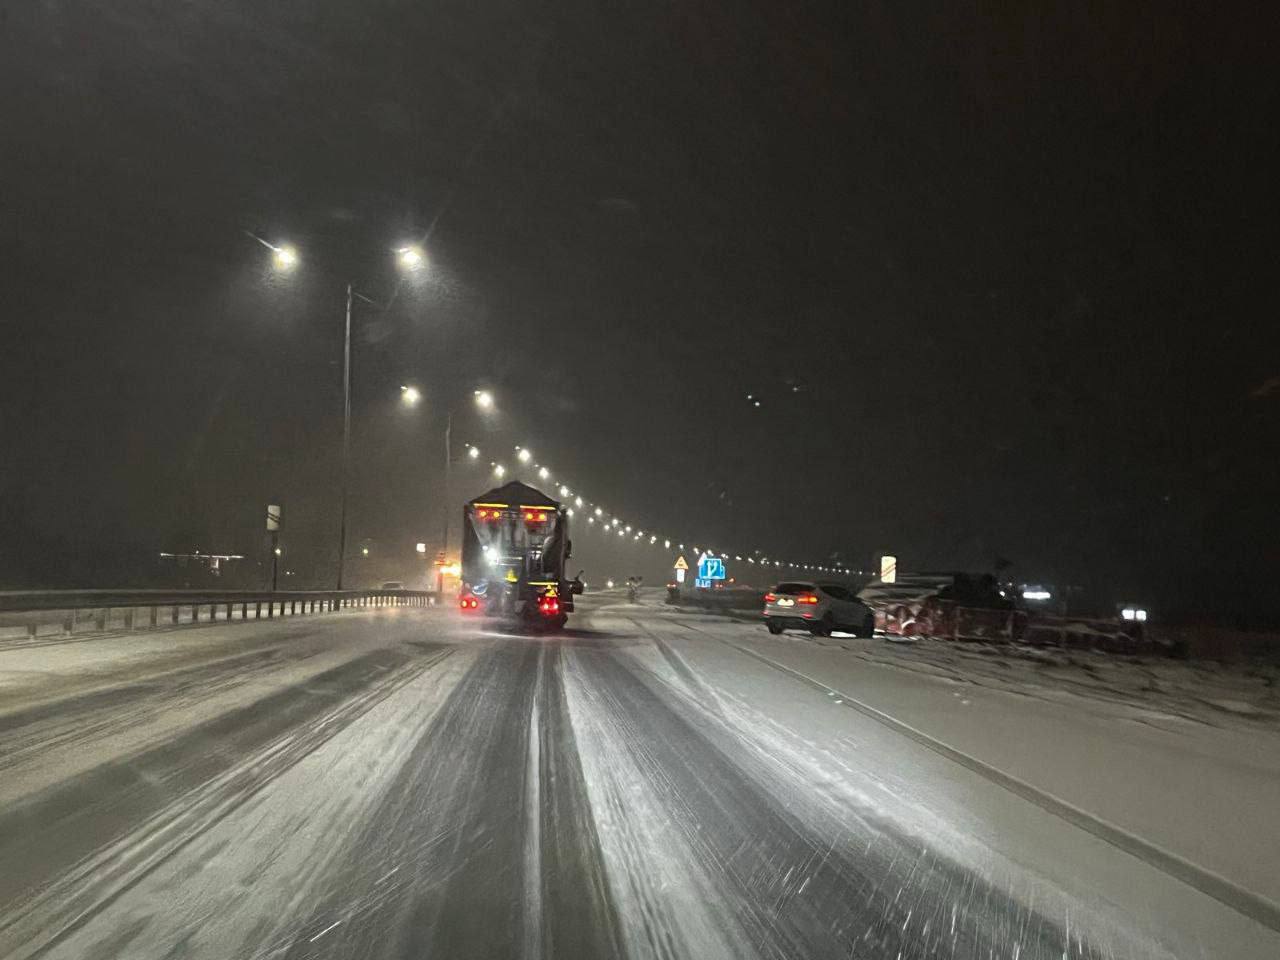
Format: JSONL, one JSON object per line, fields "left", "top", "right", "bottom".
{"left": 1022, "top": 589, "right": 1052, "bottom": 601}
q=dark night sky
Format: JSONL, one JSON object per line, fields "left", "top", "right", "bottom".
{"left": 1, "top": 2, "right": 1276, "bottom": 621}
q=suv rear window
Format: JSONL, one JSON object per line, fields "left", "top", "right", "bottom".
{"left": 775, "top": 582, "right": 815, "bottom": 595}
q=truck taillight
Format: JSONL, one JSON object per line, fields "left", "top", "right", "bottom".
{"left": 538, "top": 596, "right": 560, "bottom": 616}
{"left": 460, "top": 596, "right": 479, "bottom": 610}
{"left": 524, "top": 511, "right": 548, "bottom": 522}
{"left": 797, "top": 594, "right": 819, "bottom": 604}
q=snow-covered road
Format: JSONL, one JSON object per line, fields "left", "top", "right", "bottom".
{"left": 1, "top": 594, "right": 1276, "bottom": 959}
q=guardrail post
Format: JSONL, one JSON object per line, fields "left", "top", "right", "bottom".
{"left": 95, "top": 609, "right": 108, "bottom": 631}
{"left": 124, "top": 608, "right": 134, "bottom": 630}
{"left": 28, "top": 623, "right": 38, "bottom": 641}
{"left": 63, "top": 613, "right": 73, "bottom": 635}
{"left": 192, "top": 604, "right": 199, "bottom": 624}
{"left": 150, "top": 607, "right": 158, "bottom": 628}
{"left": 171, "top": 605, "right": 179, "bottom": 625}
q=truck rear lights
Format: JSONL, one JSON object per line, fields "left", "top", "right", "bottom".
{"left": 537, "top": 596, "right": 560, "bottom": 616}
{"left": 460, "top": 596, "right": 480, "bottom": 610}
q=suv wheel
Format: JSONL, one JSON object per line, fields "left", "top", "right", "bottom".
{"left": 810, "top": 613, "right": 833, "bottom": 637}
{"left": 766, "top": 620, "right": 784, "bottom": 635}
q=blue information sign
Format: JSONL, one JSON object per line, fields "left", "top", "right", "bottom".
{"left": 698, "top": 556, "right": 726, "bottom": 580}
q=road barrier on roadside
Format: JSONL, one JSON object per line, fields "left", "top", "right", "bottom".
{"left": 0, "top": 588, "right": 436, "bottom": 642}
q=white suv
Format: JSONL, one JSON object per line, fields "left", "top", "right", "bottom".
{"left": 763, "top": 581, "right": 875, "bottom": 637}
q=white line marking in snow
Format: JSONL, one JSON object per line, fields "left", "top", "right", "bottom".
{"left": 375, "top": 866, "right": 399, "bottom": 884}
{"left": 309, "top": 919, "right": 342, "bottom": 942}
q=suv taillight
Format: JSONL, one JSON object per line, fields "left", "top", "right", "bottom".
{"left": 763, "top": 593, "right": 777, "bottom": 602}
{"left": 797, "top": 594, "right": 819, "bottom": 604}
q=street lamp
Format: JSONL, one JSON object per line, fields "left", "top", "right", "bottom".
{"left": 272, "top": 245, "right": 299, "bottom": 271}
{"left": 400, "top": 385, "right": 421, "bottom": 405}
{"left": 396, "top": 245, "right": 426, "bottom": 271}
{"left": 474, "top": 389, "right": 494, "bottom": 410}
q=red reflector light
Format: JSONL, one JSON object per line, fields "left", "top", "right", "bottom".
{"left": 797, "top": 594, "right": 819, "bottom": 604}
{"left": 763, "top": 593, "right": 777, "bottom": 602}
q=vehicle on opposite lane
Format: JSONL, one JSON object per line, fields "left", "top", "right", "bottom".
{"left": 763, "top": 581, "right": 875, "bottom": 637}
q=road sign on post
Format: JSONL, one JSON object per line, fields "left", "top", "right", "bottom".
{"left": 674, "top": 555, "right": 689, "bottom": 571}
{"left": 266, "top": 505, "right": 283, "bottom": 592}
{"left": 880, "top": 555, "right": 897, "bottom": 583}
{"left": 675, "top": 567, "right": 686, "bottom": 584}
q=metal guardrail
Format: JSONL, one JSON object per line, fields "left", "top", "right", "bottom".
{"left": 0, "top": 588, "right": 435, "bottom": 640}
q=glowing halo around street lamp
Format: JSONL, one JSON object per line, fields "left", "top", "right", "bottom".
{"left": 272, "top": 245, "right": 298, "bottom": 270}
{"left": 517, "top": 447, "right": 532, "bottom": 464}
{"left": 474, "top": 390, "right": 494, "bottom": 410}
{"left": 400, "top": 385, "right": 421, "bottom": 405}
{"left": 396, "top": 245, "right": 426, "bottom": 271}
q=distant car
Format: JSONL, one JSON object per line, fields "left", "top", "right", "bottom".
{"left": 763, "top": 581, "right": 875, "bottom": 637}
{"left": 380, "top": 580, "right": 405, "bottom": 590}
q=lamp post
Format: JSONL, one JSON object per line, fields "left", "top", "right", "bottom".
{"left": 265, "top": 238, "right": 426, "bottom": 590}
{"left": 402, "top": 386, "right": 496, "bottom": 594}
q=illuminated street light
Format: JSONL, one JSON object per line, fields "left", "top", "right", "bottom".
{"left": 361, "top": 547, "right": 370, "bottom": 556}
{"left": 664, "top": 540, "right": 670, "bottom": 549}
{"left": 474, "top": 390, "right": 494, "bottom": 410}
{"left": 467, "top": 445, "right": 480, "bottom": 459}
{"left": 273, "top": 546, "right": 282, "bottom": 556}
{"left": 416, "top": 542, "right": 427, "bottom": 554}
{"left": 594, "top": 507, "right": 603, "bottom": 517}
{"left": 575, "top": 497, "right": 583, "bottom": 508}
{"left": 400, "top": 385, "right": 421, "bottom": 405}
{"left": 272, "top": 244, "right": 299, "bottom": 270}
{"left": 396, "top": 245, "right": 426, "bottom": 271}
{"left": 494, "top": 464, "right": 506, "bottom": 477}
{"left": 559, "top": 485, "right": 570, "bottom": 497}
{"left": 538, "top": 466, "right": 550, "bottom": 480}
{"left": 517, "top": 447, "right": 532, "bottom": 463}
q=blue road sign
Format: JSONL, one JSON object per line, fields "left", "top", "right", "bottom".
{"left": 698, "top": 556, "right": 726, "bottom": 580}
{"left": 694, "top": 577, "right": 712, "bottom": 589}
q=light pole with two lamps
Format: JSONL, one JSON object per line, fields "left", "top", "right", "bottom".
{"left": 400, "top": 385, "right": 496, "bottom": 592}
{"left": 264, "top": 237, "right": 426, "bottom": 590}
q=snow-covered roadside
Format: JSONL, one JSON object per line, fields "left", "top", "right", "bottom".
{"left": 814, "top": 631, "right": 1279, "bottom": 729}
{"left": 661, "top": 612, "right": 1280, "bottom": 912}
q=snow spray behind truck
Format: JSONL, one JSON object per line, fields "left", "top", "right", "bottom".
{"left": 458, "top": 480, "right": 583, "bottom": 628}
